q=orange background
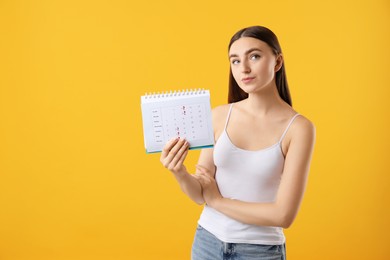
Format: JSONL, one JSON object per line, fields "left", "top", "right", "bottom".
{"left": 0, "top": 0, "right": 389, "bottom": 259}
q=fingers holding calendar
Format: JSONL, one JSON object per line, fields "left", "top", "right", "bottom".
{"left": 160, "top": 137, "right": 189, "bottom": 175}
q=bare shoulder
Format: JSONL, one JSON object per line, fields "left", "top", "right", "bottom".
{"left": 212, "top": 104, "right": 231, "bottom": 119}
{"left": 211, "top": 104, "right": 231, "bottom": 138}
{"left": 295, "top": 115, "right": 315, "bottom": 132}
{"left": 291, "top": 114, "right": 316, "bottom": 142}
{"left": 280, "top": 114, "right": 316, "bottom": 160}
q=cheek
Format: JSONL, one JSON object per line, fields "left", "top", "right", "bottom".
{"left": 266, "top": 64, "right": 276, "bottom": 76}
{"left": 257, "top": 61, "right": 276, "bottom": 78}
{"left": 257, "top": 59, "right": 274, "bottom": 71}
{"left": 267, "top": 59, "right": 278, "bottom": 74}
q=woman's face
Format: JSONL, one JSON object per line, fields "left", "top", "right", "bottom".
{"left": 229, "top": 37, "right": 281, "bottom": 94}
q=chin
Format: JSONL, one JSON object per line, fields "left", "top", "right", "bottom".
{"left": 239, "top": 82, "right": 273, "bottom": 95}
{"left": 239, "top": 85, "right": 260, "bottom": 94}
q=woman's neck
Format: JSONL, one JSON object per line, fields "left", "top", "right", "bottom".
{"left": 242, "top": 85, "right": 287, "bottom": 117}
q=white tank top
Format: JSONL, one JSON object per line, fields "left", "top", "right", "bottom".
{"left": 198, "top": 103, "right": 300, "bottom": 245}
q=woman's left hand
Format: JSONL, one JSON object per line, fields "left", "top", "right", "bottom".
{"left": 194, "top": 165, "right": 223, "bottom": 207}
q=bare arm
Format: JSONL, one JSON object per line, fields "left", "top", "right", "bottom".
{"left": 196, "top": 117, "right": 316, "bottom": 228}
{"left": 160, "top": 137, "right": 205, "bottom": 205}
{"left": 159, "top": 106, "right": 225, "bottom": 205}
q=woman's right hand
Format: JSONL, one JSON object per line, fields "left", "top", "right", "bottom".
{"left": 160, "top": 137, "right": 189, "bottom": 176}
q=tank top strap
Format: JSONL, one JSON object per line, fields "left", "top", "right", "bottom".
{"left": 224, "top": 103, "right": 234, "bottom": 130}
{"left": 278, "top": 113, "right": 301, "bottom": 143}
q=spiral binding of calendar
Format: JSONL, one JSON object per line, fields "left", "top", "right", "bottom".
{"left": 143, "top": 89, "right": 207, "bottom": 99}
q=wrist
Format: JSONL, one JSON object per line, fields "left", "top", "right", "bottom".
{"left": 171, "top": 167, "right": 188, "bottom": 180}
{"left": 209, "top": 196, "right": 224, "bottom": 209}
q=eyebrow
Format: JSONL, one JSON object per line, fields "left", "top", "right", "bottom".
{"left": 229, "top": 48, "right": 263, "bottom": 59}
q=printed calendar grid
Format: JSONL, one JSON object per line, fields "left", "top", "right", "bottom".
{"left": 141, "top": 89, "right": 214, "bottom": 153}
{"left": 151, "top": 103, "right": 209, "bottom": 144}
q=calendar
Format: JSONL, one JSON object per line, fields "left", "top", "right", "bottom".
{"left": 141, "top": 89, "right": 214, "bottom": 153}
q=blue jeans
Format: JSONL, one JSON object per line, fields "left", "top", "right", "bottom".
{"left": 192, "top": 225, "right": 286, "bottom": 260}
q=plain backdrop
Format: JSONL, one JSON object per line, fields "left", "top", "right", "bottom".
{"left": 0, "top": 0, "right": 389, "bottom": 259}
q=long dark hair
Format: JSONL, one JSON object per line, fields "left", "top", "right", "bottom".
{"left": 228, "top": 26, "right": 292, "bottom": 106}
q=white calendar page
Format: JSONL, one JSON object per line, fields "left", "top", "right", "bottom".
{"left": 141, "top": 90, "right": 214, "bottom": 153}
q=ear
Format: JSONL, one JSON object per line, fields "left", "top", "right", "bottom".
{"left": 275, "top": 54, "right": 283, "bottom": 72}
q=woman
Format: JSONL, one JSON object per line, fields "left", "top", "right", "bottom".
{"left": 160, "top": 26, "right": 315, "bottom": 260}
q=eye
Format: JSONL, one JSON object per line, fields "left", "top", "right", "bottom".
{"left": 231, "top": 59, "right": 240, "bottom": 65}
{"left": 250, "top": 54, "right": 261, "bottom": 60}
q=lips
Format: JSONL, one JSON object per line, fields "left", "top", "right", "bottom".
{"left": 241, "top": 77, "right": 255, "bottom": 83}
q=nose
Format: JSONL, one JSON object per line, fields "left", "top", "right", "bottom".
{"left": 241, "top": 60, "right": 251, "bottom": 74}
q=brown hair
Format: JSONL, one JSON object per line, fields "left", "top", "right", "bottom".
{"left": 227, "top": 26, "right": 292, "bottom": 106}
